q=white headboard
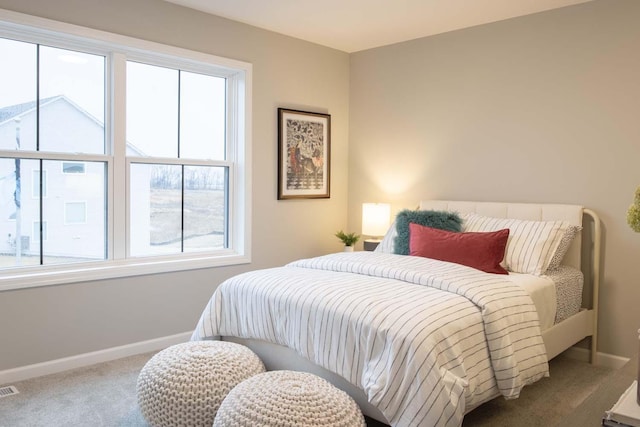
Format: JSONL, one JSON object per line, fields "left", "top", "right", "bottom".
{"left": 418, "top": 200, "right": 584, "bottom": 270}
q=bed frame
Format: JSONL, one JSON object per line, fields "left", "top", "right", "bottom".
{"left": 224, "top": 200, "right": 601, "bottom": 424}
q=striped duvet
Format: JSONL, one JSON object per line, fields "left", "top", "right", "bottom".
{"left": 192, "top": 252, "right": 549, "bottom": 427}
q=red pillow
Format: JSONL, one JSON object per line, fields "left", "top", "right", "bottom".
{"left": 409, "top": 223, "right": 509, "bottom": 274}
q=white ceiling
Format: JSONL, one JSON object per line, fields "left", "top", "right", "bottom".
{"left": 163, "top": 0, "right": 594, "bottom": 52}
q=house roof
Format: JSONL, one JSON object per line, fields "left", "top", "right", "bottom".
{"left": 0, "top": 95, "right": 105, "bottom": 129}
{"left": 0, "top": 96, "right": 147, "bottom": 156}
{"left": 0, "top": 95, "right": 62, "bottom": 124}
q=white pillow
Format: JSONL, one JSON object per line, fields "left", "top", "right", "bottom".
{"left": 546, "top": 224, "right": 581, "bottom": 271}
{"left": 462, "top": 212, "right": 573, "bottom": 275}
{"left": 374, "top": 220, "right": 397, "bottom": 253}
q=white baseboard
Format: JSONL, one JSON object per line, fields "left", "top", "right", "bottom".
{"left": 563, "top": 346, "right": 630, "bottom": 369}
{"left": 0, "top": 331, "right": 193, "bottom": 386}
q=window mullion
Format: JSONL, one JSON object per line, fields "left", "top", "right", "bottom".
{"left": 181, "top": 165, "right": 185, "bottom": 253}
{"left": 178, "top": 71, "right": 184, "bottom": 253}
{"left": 111, "top": 52, "right": 127, "bottom": 260}
{"left": 38, "top": 159, "right": 43, "bottom": 264}
{"left": 36, "top": 45, "right": 42, "bottom": 264}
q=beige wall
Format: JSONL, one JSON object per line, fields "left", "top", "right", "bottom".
{"left": 349, "top": 0, "right": 640, "bottom": 357}
{"left": 0, "top": 0, "right": 349, "bottom": 370}
{"left": 1, "top": 0, "right": 638, "bottom": 373}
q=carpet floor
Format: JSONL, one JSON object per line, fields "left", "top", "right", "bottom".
{"left": 0, "top": 350, "right": 613, "bottom": 427}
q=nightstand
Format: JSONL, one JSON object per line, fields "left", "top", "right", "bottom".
{"left": 363, "top": 240, "right": 380, "bottom": 251}
{"left": 561, "top": 354, "right": 637, "bottom": 427}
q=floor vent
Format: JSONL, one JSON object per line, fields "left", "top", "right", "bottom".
{"left": 0, "top": 385, "right": 19, "bottom": 398}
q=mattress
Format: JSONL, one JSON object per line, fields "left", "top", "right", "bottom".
{"left": 507, "top": 266, "right": 583, "bottom": 332}
{"left": 507, "top": 272, "right": 556, "bottom": 332}
{"left": 546, "top": 266, "right": 584, "bottom": 324}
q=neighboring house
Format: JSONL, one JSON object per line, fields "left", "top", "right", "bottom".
{"left": 0, "top": 95, "right": 147, "bottom": 261}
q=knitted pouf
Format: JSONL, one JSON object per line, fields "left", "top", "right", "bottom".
{"left": 213, "top": 370, "right": 366, "bottom": 427}
{"left": 136, "top": 340, "right": 265, "bottom": 427}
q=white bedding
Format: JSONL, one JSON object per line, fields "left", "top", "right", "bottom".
{"left": 507, "top": 272, "right": 556, "bottom": 332}
{"left": 192, "top": 252, "right": 549, "bottom": 427}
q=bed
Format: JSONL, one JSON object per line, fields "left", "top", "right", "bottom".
{"left": 192, "top": 200, "right": 601, "bottom": 427}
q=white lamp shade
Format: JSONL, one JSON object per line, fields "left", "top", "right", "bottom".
{"left": 362, "top": 203, "right": 391, "bottom": 237}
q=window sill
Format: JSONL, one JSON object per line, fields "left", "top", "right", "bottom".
{"left": 0, "top": 251, "right": 251, "bottom": 292}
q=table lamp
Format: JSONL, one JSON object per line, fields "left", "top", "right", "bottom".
{"left": 362, "top": 203, "right": 391, "bottom": 251}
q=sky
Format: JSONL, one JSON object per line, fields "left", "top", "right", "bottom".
{"left": 0, "top": 38, "right": 104, "bottom": 119}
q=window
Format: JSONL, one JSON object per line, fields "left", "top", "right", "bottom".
{"left": 0, "top": 12, "right": 251, "bottom": 289}
{"left": 62, "top": 162, "right": 85, "bottom": 174}
{"left": 126, "top": 62, "right": 228, "bottom": 257}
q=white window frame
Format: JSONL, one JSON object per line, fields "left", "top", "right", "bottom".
{"left": 0, "top": 10, "right": 252, "bottom": 291}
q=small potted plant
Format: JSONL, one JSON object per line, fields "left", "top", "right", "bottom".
{"left": 335, "top": 230, "right": 360, "bottom": 252}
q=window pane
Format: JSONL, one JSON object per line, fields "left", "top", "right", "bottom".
{"left": 180, "top": 71, "right": 226, "bottom": 160}
{"left": 127, "top": 62, "right": 178, "bottom": 158}
{"left": 39, "top": 46, "right": 105, "bottom": 154}
{"left": 129, "top": 163, "right": 182, "bottom": 256}
{"left": 41, "top": 160, "right": 106, "bottom": 265}
{"left": 0, "top": 158, "right": 40, "bottom": 268}
{"left": 183, "top": 166, "right": 226, "bottom": 252}
{"left": 0, "top": 38, "right": 37, "bottom": 151}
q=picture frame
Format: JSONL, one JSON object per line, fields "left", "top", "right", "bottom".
{"left": 277, "top": 108, "right": 331, "bottom": 199}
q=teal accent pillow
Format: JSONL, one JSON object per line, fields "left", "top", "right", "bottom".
{"left": 393, "top": 209, "right": 462, "bottom": 255}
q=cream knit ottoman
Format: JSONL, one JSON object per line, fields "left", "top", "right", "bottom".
{"left": 213, "top": 370, "right": 366, "bottom": 427}
{"left": 136, "top": 340, "right": 265, "bottom": 427}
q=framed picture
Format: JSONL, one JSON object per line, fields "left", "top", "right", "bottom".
{"left": 278, "top": 108, "right": 331, "bottom": 199}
